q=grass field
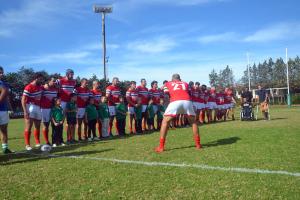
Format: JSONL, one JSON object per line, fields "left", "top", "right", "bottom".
{"left": 0, "top": 106, "right": 299, "bottom": 199}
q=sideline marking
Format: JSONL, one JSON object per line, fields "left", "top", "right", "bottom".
{"left": 14, "top": 152, "right": 300, "bottom": 177}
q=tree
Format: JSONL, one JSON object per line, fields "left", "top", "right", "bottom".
{"left": 209, "top": 69, "right": 218, "bottom": 87}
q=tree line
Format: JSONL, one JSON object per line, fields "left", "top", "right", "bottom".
{"left": 208, "top": 56, "right": 300, "bottom": 92}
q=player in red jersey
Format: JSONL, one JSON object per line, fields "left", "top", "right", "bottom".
{"left": 224, "top": 87, "right": 236, "bottom": 120}
{"left": 91, "top": 80, "right": 102, "bottom": 138}
{"left": 106, "top": 77, "right": 121, "bottom": 136}
{"left": 199, "top": 84, "right": 208, "bottom": 124}
{"left": 74, "top": 78, "right": 91, "bottom": 140}
{"left": 21, "top": 72, "right": 44, "bottom": 151}
{"left": 201, "top": 85, "right": 209, "bottom": 123}
{"left": 41, "top": 76, "right": 58, "bottom": 145}
{"left": 149, "top": 81, "right": 161, "bottom": 129}
{"left": 56, "top": 69, "right": 76, "bottom": 111}
{"left": 155, "top": 74, "right": 202, "bottom": 153}
{"left": 137, "top": 78, "right": 149, "bottom": 132}
{"left": 207, "top": 87, "right": 217, "bottom": 123}
{"left": 126, "top": 81, "right": 138, "bottom": 134}
{"left": 215, "top": 87, "right": 225, "bottom": 121}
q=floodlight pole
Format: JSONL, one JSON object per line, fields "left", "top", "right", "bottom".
{"left": 102, "top": 12, "right": 107, "bottom": 81}
{"left": 247, "top": 52, "right": 251, "bottom": 90}
{"left": 94, "top": 5, "right": 112, "bottom": 81}
{"left": 286, "top": 48, "right": 291, "bottom": 107}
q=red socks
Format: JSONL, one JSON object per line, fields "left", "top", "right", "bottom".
{"left": 159, "top": 138, "right": 165, "bottom": 149}
{"left": 42, "top": 129, "right": 49, "bottom": 144}
{"left": 33, "top": 129, "right": 40, "bottom": 144}
{"left": 24, "top": 131, "right": 31, "bottom": 146}
{"left": 194, "top": 134, "right": 201, "bottom": 149}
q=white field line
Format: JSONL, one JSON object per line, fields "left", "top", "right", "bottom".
{"left": 15, "top": 152, "right": 300, "bottom": 177}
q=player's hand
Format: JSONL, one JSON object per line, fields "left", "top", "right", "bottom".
{"left": 24, "top": 112, "right": 29, "bottom": 119}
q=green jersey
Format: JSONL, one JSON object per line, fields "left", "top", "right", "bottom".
{"left": 66, "top": 101, "right": 77, "bottom": 119}
{"left": 86, "top": 104, "right": 98, "bottom": 121}
{"left": 157, "top": 105, "right": 165, "bottom": 120}
{"left": 135, "top": 105, "right": 142, "bottom": 120}
{"left": 147, "top": 104, "right": 155, "bottom": 119}
{"left": 98, "top": 103, "right": 110, "bottom": 120}
{"left": 51, "top": 106, "right": 64, "bottom": 122}
{"left": 116, "top": 103, "right": 127, "bottom": 120}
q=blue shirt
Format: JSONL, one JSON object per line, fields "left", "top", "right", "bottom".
{"left": 0, "top": 80, "right": 9, "bottom": 111}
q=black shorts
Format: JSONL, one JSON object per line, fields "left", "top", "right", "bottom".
{"left": 67, "top": 117, "right": 77, "bottom": 125}
{"left": 147, "top": 118, "right": 154, "bottom": 125}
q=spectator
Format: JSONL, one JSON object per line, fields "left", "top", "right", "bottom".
{"left": 256, "top": 85, "right": 270, "bottom": 120}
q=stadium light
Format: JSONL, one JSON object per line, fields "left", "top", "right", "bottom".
{"left": 93, "top": 5, "right": 113, "bottom": 81}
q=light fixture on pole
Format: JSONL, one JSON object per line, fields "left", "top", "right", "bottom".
{"left": 93, "top": 5, "right": 113, "bottom": 81}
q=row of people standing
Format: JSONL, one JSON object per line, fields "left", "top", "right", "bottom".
{"left": 21, "top": 69, "right": 167, "bottom": 150}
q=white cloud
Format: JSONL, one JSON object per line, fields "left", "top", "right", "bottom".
{"left": 127, "top": 36, "right": 177, "bottom": 53}
{"left": 198, "top": 32, "right": 238, "bottom": 43}
{"left": 244, "top": 22, "right": 300, "bottom": 42}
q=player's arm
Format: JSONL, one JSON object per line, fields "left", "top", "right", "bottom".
{"left": 21, "top": 91, "right": 29, "bottom": 119}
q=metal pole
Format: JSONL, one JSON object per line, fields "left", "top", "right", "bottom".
{"left": 247, "top": 53, "right": 251, "bottom": 90}
{"left": 286, "top": 48, "right": 291, "bottom": 107}
{"left": 102, "top": 12, "right": 107, "bottom": 81}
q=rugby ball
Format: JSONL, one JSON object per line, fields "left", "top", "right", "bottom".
{"left": 41, "top": 144, "right": 52, "bottom": 152}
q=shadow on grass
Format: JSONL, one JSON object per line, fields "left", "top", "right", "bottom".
{"left": 0, "top": 148, "right": 113, "bottom": 166}
{"left": 167, "top": 137, "right": 241, "bottom": 151}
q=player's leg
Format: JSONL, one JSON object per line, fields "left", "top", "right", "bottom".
{"left": 187, "top": 116, "right": 201, "bottom": 149}
{"left": 155, "top": 116, "right": 173, "bottom": 153}
{"left": 33, "top": 119, "right": 41, "bottom": 147}
{"left": 1, "top": 124, "right": 13, "bottom": 154}
{"left": 77, "top": 118, "right": 83, "bottom": 140}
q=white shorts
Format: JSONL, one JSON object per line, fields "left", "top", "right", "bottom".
{"left": 141, "top": 105, "right": 147, "bottom": 113}
{"left": 61, "top": 101, "right": 67, "bottom": 112}
{"left": 0, "top": 111, "right": 9, "bottom": 125}
{"left": 128, "top": 107, "right": 135, "bottom": 115}
{"left": 26, "top": 104, "right": 42, "bottom": 120}
{"left": 41, "top": 108, "right": 51, "bottom": 123}
{"left": 217, "top": 105, "right": 225, "bottom": 110}
{"left": 77, "top": 108, "right": 86, "bottom": 119}
{"left": 207, "top": 102, "right": 217, "bottom": 110}
{"left": 164, "top": 100, "right": 195, "bottom": 117}
{"left": 108, "top": 106, "right": 116, "bottom": 116}
{"left": 152, "top": 105, "right": 158, "bottom": 114}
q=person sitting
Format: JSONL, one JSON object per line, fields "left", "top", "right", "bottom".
{"left": 241, "top": 87, "right": 253, "bottom": 104}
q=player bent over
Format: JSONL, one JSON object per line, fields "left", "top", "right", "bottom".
{"left": 155, "top": 74, "right": 202, "bottom": 153}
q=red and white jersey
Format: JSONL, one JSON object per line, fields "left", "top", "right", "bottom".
{"left": 137, "top": 86, "right": 149, "bottom": 105}
{"left": 56, "top": 77, "right": 76, "bottom": 102}
{"left": 126, "top": 88, "right": 138, "bottom": 107}
{"left": 149, "top": 88, "right": 161, "bottom": 105}
{"left": 224, "top": 90, "right": 233, "bottom": 104}
{"left": 91, "top": 89, "right": 102, "bottom": 107}
{"left": 208, "top": 90, "right": 216, "bottom": 102}
{"left": 23, "top": 83, "right": 43, "bottom": 105}
{"left": 203, "top": 90, "right": 209, "bottom": 104}
{"left": 216, "top": 92, "right": 225, "bottom": 105}
{"left": 197, "top": 90, "right": 206, "bottom": 103}
{"left": 164, "top": 81, "right": 190, "bottom": 103}
{"left": 190, "top": 87, "right": 199, "bottom": 102}
{"left": 41, "top": 86, "right": 58, "bottom": 109}
{"left": 106, "top": 85, "right": 121, "bottom": 106}
{"left": 74, "top": 86, "right": 91, "bottom": 108}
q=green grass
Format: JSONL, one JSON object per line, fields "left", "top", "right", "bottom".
{"left": 1, "top": 106, "right": 300, "bottom": 199}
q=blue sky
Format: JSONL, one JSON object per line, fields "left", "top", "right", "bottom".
{"left": 1, "top": 0, "right": 300, "bottom": 85}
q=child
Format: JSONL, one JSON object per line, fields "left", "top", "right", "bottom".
{"left": 116, "top": 96, "right": 127, "bottom": 136}
{"left": 65, "top": 93, "right": 77, "bottom": 144}
{"left": 147, "top": 99, "right": 155, "bottom": 131}
{"left": 50, "top": 97, "right": 65, "bottom": 147}
{"left": 98, "top": 96, "right": 110, "bottom": 138}
{"left": 85, "top": 97, "right": 99, "bottom": 141}
{"left": 157, "top": 99, "right": 165, "bottom": 130}
{"left": 134, "top": 97, "right": 143, "bottom": 134}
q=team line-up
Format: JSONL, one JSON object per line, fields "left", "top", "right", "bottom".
{"left": 0, "top": 68, "right": 238, "bottom": 153}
